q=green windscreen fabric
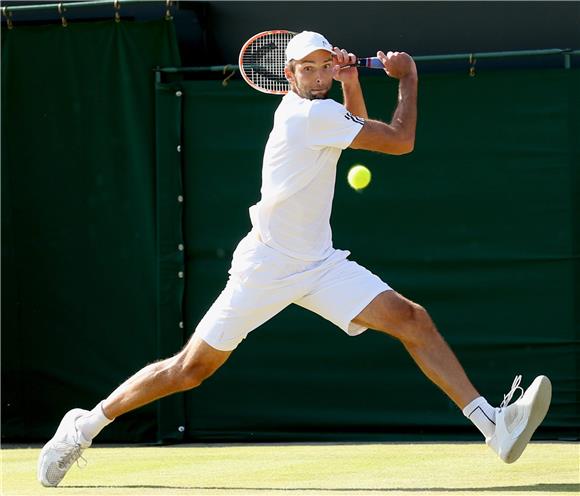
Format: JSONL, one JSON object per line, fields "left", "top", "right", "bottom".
{"left": 177, "top": 69, "right": 578, "bottom": 441}
{"left": 1, "top": 20, "right": 181, "bottom": 442}
{"left": 3, "top": 29, "right": 578, "bottom": 443}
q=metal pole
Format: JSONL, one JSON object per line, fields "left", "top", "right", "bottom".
{"left": 156, "top": 48, "right": 578, "bottom": 75}
{"left": 414, "top": 48, "right": 570, "bottom": 62}
{"left": 3, "top": 0, "right": 158, "bottom": 13}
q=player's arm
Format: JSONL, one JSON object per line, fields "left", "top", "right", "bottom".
{"left": 332, "top": 47, "right": 368, "bottom": 119}
{"left": 350, "top": 51, "right": 417, "bottom": 156}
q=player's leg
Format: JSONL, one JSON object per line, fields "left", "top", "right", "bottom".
{"left": 297, "top": 253, "right": 551, "bottom": 463}
{"left": 298, "top": 259, "right": 477, "bottom": 408}
{"left": 353, "top": 290, "right": 478, "bottom": 409}
{"left": 38, "top": 230, "right": 304, "bottom": 487}
{"left": 355, "top": 290, "right": 551, "bottom": 463}
{"left": 101, "top": 334, "right": 231, "bottom": 420}
{"left": 37, "top": 335, "right": 231, "bottom": 487}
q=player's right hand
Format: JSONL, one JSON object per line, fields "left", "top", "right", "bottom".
{"left": 377, "top": 51, "right": 417, "bottom": 79}
{"left": 332, "top": 47, "right": 359, "bottom": 84}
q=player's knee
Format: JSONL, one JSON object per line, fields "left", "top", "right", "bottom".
{"left": 398, "top": 303, "right": 438, "bottom": 347}
{"left": 178, "top": 363, "right": 211, "bottom": 390}
{"left": 172, "top": 356, "right": 218, "bottom": 391}
{"left": 412, "top": 303, "right": 432, "bottom": 328}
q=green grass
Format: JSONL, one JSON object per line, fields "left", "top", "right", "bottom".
{"left": 2, "top": 442, "right": 579, "bottom": 495}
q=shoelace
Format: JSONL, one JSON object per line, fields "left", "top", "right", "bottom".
{"left": 57, "top": 443, "right": 85, "bottom": 470}
{"left": 72, "top": 418, "right": 88, "bottom": 468}
{"left": 56, "top": 423, "right": 89, "bottom": 472}
{"left": 499, "top": 374, "right": 524, "bottom": 410}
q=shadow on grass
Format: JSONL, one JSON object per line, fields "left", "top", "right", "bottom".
{"left": 64, "top": 483, "right": 579, "bottom": 492}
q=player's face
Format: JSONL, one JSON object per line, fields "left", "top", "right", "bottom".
{"left": 285, "top": 49, "right": 334, "bottom": 100}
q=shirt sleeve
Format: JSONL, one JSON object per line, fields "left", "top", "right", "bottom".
{"left": 307, "top": 99, "right": 365, "bottom": 150}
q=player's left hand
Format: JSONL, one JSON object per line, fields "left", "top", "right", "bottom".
{"left": 332, "top": 47, "right": 358, "bottom": 84}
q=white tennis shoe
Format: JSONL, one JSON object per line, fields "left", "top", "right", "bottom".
{"left": 487, "top": 375, "right": 552, "bottom": 463}
{"left": 37, "top": 408, "right": 91, "bottom": 487}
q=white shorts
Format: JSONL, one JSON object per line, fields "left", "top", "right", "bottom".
{"left": 195, "top": 230, "right": 392, "bottom": 351}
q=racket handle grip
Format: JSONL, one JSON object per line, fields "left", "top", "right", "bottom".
{"left": 356, "top": 57, "right": 383, "bottom": 69}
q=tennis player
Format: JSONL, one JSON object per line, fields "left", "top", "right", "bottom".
{"left": 38, "top": 31, "right": 552, "bottom": 487}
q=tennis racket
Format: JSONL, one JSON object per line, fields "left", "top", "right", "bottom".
{"left": 238, "top": 30, "right": 384, "bottom": 95}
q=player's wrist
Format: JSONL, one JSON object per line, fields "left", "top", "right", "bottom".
{"left": 400, "top": 71, "right": 418, "bottom": 83}
{"left": 340, "top": 77, "right": 361, "bottom": 89}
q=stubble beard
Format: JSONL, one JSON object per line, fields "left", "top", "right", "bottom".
{"left": 294, "top": 82, "right": 330, "bottom": 100}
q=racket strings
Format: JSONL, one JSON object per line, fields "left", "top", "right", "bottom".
{"left": 241, "top": 32, "right": 293, "bottom": 94}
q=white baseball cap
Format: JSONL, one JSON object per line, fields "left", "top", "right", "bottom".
{"left": 285, "top": 31, "right": 333, "bottom": 63}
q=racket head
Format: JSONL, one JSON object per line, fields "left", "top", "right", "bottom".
{"left": 238, "top": 30, "right": 296, "bottom": 95}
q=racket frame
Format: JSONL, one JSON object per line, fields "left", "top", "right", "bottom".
{"left": 238, "top": 29, "right": 295, "bottom": 95}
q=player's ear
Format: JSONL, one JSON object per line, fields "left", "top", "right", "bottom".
{"left": 284, "top": 63, "right": 295, "bottom": 83}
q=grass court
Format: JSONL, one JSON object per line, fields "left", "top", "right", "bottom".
{"left": 2, "top": 442, "right": 579, "bottom": 495}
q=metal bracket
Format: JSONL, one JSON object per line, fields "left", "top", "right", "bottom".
{"left": 165, "top": 0, "right": 173, "bottom": 21}
{"left": 2, "top": 7, "right": 13, "bottom": 30}
{"left": 114, "top": 0, "right": 121, "bottom": 23}
{"left": 469, "top": 54, "right": 477, "bottom": 77}
{"left": 222, "top": 65, "right": 237, "bottom": 87}
{"left": 58, "top": 3, "right": 68, "bottom": 27}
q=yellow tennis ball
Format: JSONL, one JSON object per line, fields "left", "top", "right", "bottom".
{"left": 347, "top": 165, "right": 371, "bottom": 190}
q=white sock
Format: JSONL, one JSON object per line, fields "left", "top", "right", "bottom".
{"left": 463, "top": 396, "right": 496, "bottom": 439}
{"left": 77, "top": 401, "right": 114, "bottom": 442}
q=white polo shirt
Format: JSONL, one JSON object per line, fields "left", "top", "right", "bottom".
{"left": 249, "top": 90, "right": 364, "bottom": 261}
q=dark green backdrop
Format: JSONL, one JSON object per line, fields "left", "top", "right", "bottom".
{"left": 1, "top": 19, "right": 182, "bottom": 442}
{"left": 173, "top": 70, "right": 579, "bottom": 441}
{"left": 2, "top": 19, "right": 578, "bottom": 443}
